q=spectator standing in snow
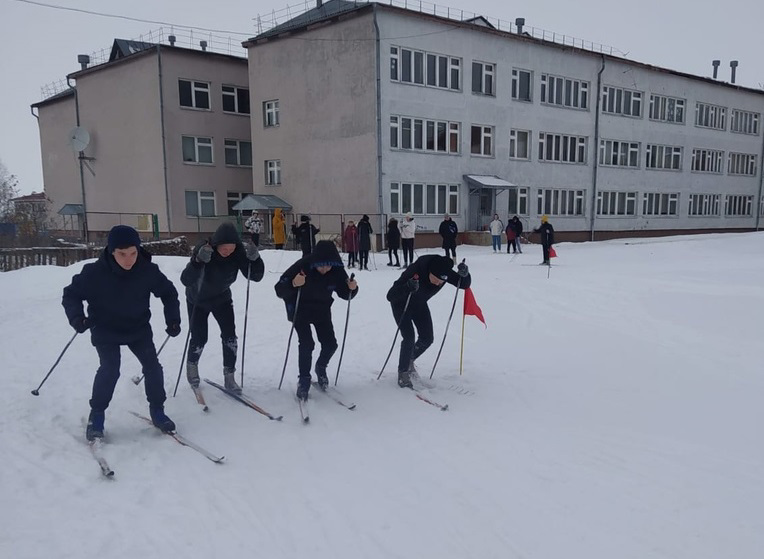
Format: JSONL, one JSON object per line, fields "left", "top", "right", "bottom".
{"left": 533, "top": 215, "right": 555, "bottom": 265}
{"left": 244, "top": 213, "right": 264, "bottom": 246}
{"left": 399, "top": 213, "right": 416, "bottom": 267}
{"left": 357, "top": 214, "right": 373, "bottom": 270}
{"left": 343, "top": 220, "right": 359, "bottom": 268}
{"left": 272, "top": 209, "right": 286, "bottom": 249}
{"left": 489, "top": 214, "right": 504, "bottom": 253}
{"left": 439, "top": 214, "right": 458, "bottom": 259}
{"left": 387, "top": 217, "right": 401, "bottom": 267}
{"left": 293, "top": 215, "right": 319, "bottom": 256}
{"left": 509, "top": 216, "right": 523, "bottom": 254}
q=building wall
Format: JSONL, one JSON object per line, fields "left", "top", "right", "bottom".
{"left": 247, "top": 14, "right": 379, "bottom": 232}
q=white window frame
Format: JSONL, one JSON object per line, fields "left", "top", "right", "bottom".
{"left": 695, "top": 102, "right": 727, "bottom": 130}
{"left": 509, "top": 129, "right": 531, "bottom": 160}
{"left": 221, "top": 85, "right": 250, "bottom": 115}
{"left": 724, "top": 195, "right": 753, "bottom": 217}
{"left": 511, "top": 68, "right": 532, "bottom": 102}
{"left": 265, "top": 159, "right": 281, "bottom": 186}
{"left": 730, "top": 109, "right": 760, "bottom": 135}
{"left": 642, "top": 192, "right": 679, "bottom": 216}
{"left": 602, "top": 85, "right": 642, "bottom": 117}
{"left": 649, "top": 94, "right": 685, "bottom": 124}
{"left": 390, "top": 182, "right": 459, "bottom": 215}
{"left": 540, "top": 74, "right": 589, "bottom": 110}
{"left": 596, "top": 191, "right": 638, "bottom": 216}
{"left": 185, "top": 190, "right": 216, "bottom": 217}
{"left": 727, "top": 152, "right": 757, "bottom": 176}
{"left": 691, "top": 148, "right": 724, "bottom": 174}
{"left": 178, "top": 79, "right": 210, "bottom": 110}
{"left": 181, "top": 136, "right": 213, "bottom": 165}
{"left": 536, "top": 188, "right": 586, "bottom": 216}
{"left": 688, "top": 193, "right": 720, "bottom": 216}
{"left": 390, "top": 115, "right": 460, "bottom": 154}
{"left": 599, "top": 139, "right": 640, "bottom": 168}
{"left": 538, "top": 132, "right": 588, "bottom": 164}
{"left": 224, "top": 139, "right": 252, "bottom": 167}
{"left": 391, "top": 46, "right": 461, "bottom": 91}
{"left": 646, "top": 144, "right": 683, "bottom": 171}
{"left": 508, "top": 187, "right": 529, "bottom": 215}
{"left": 471, "top": 61, "right": 495, "bottom": 96}
{"left": 263, "top": 100, "right": 280, "bottom": 127}
{"left": 226, "top": 192, "right": 246, "bottom": 216}
{"left": 470, "top": 125, "right": 494, "bottom": 157}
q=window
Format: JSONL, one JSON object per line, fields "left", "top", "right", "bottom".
{"left": 538, "top": 132, "right": 588, "bottom": 164}
{"left": 472, "top": 61, "right": 495, "bottom": 96}
{"left": 391, "top": 46, "right": 461, "bottom": 90}
{"left": 390, "top": 115, "right": 460, "bottom": 154}
{"left": 390, "top": 182, "right": 459, "bottom": 215}
{"left": 536, "top": 188, "right": 586, "bottom": 216}
{"left": 649, "top": 94, "right": 685, "bottom": 124}
{"left": 263, "top": 100, "right": 280, "bottom": 127}
{"left": 509, "top": 129, "right": 530, "bottom": 160}
{"left": 181, "top": 136, "right": 213, "bottom": 164}
{"left": 226, "top": 192, "right": 247, "bottom": 216}
{"left": 178, "top": 80, "right": 210, "bottom": 110}
{"left": 688, "top": 194, "right": 720, "bottom": 216}
{"left": 597, "top": 191, "right": 637, "bottom": 216}
{"left": 602, "top": 86, "right": 642, "bottom": 117}
{"left": 508, "top": 187, "right": 529, "bottom": 215}
{"left": 646, "top": 144, "right": 683, "bottom": 170}
{"left": 691, "top": 149, "right": 724, "bottom": 173}
{"left": 642, "top": 192, "right": 679, "bottom": 216}
{"left": 540, "top": 74, "right": 589, "bottom": 109}
{"left": 730, "top": 109, "right": 760, "bottom": 135}
{"left": 725, "top": 195, "right": 753, "bottom": 217}
{"left": 185, "top": 190, "right": 215, "bottom": 217}
{"left": 599, "top": 139, "right": 640, "bottom": 168}
{"left": 511, "top": 68, "right": 532, "bottom": 101}
{"left": 265, "top": 160, "right": 281, "bottom": 186}
{"left": 222, "top": 85, "right": 250, "bottom": 114}
{"left": 224, "top": 140, "right": 252, "bottom": 167}
{"left": 728, "top": 152, "right": 757, "bottom": 176}
{"left": 695, "top": 102, "right": 727, "bottom": 130}
{"left": 470, "top": 125, "right": 493, "bottom": 156}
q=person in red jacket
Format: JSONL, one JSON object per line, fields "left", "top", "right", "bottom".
{"left": 343, "top": 220, "right": 359, "bottom": 268}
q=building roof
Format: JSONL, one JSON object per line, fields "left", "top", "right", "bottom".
{"left": 57, "top": 204, "right": 84, "bottom": 215}
{"left": 464, "top": 175, "right": 517, "bottom": 190}
{"left": 31, "top": 88, "right": 75, "bottom": 110}
{"left": 244, "top": 0, "right": 366, "bottom": 43}
{"left": 110, "top": 39, "right": 156, "bottom": 62}
{"left": 233, "top": 194, "right": 293, "bottom": 211}
{"left": 10, "top": 192, "right": 47, "bottom": 203}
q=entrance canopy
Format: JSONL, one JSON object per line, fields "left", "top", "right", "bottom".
{"left": 58, "top": 204, "right": 84, "bottom": 215}
{"left": 464, "top": 175, "right": 517, "bottom": 193}
{"left": 232, "top": 194, "right": 292, "bottom": 212}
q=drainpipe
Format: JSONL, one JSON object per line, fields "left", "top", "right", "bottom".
{"left": 756, "top": 126, "right": 764, "bottom": 230}
{"left": 589, "top": 55, "right": 606, "bottom": 242}
{"left": 156, "top": 45, "right": 173, "bottom": 234}
{"left": 372, "top": 4, "right": 384, "bottom": 245}
{"left": 67, "top": 76, "right": 89, "bottom": 244}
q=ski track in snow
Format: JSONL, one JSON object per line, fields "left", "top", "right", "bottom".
{"left": 2, "top": 234, "right": 764, "bottom": 558}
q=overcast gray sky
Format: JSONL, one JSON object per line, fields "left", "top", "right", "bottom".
{"left": 1, "top": 0, "right": 762, "bottom": 194}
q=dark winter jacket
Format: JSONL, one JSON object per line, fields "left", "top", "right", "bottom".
{"left": 439, "top": 219, "right": 459, "bottom": 249}
{"left": 511, "top": 217, "right": 524, "bottom": 236}
{"left": 62, "top": 247, "right": 180, "bottom": 346}
{"left": 387, "top": 219, "right": 401, "bottom": 250}
{"left": 180, "top": 223, "right": 265, "bottom": 310}
{"left": 293, "top": 222, "right": 319, "bottom": 253}
{"left": 386, "top": 255, "right": 471, "bottom": 309}
{"left": 535, "top": 223, "right": 555, "bottom": 247}
{"left": 275, "top": 241, "right": 358, "bottom": 322}
{"left": 358, "top": 217, "right": 373, "bottom": 251}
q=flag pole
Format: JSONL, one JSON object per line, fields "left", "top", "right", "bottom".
{"left": 459, "top": 303, "right": 466, "bottom": 375}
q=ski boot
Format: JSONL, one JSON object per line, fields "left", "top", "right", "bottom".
{"left": 296, "top": 378, "right": 311, "bottom": 401}
{"left": 86, "top": 410, "right": 105, "bottom": 441}
{"left": 397, "top": 370, "right": 413, "bottom": 389}
{"left": 315, "top": 364, "right": 329, "bottom": 390}
{"left": 149, "top": 406, "right": 176, "bottom": 433}
{"left": 186, "top": 361, "right": 200, "bottom": 388}
{"left": 223, "top": 366, "right": 242, "bottom": 395}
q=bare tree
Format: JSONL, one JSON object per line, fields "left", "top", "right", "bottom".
{"left": 0, "top": 159, "right": 19, "bottom": 220}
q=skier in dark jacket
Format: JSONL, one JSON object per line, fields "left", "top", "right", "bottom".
{"left": 386, "top": 255, "right": 471, "bottom": 388}
{"left": 438, "top": 214, "right": 459, "bottom": 259}
{"left": 62, "top": 225, "right": 181, "bottom": 441}
{"left": 357, "top": 214, "right": 373, "bottom": 270}
{"left": 275, "top": 241, "right": 358, "bottom": 400}
{"left": 292, "top": 215, "right": 319, "bottom": 256}
{"left": 387, "top": 217, "right": 401, "bottom": 267}
{"left": 533, "top": 215, "right": 555, "bottom": 265}
{"left": 508, "top": 216, "right": 523, "bottom": 254}
{"left": 180, "top": 222, "right": 265, "bottom": 394}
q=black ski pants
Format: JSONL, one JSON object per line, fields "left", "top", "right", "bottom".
{"left": 91, "top": 336, "right": 165, "bottom": 412}
{"left": 358, "top": 250, "right": 369, "bottom": 270}
{"left": 294, "top": 311, "right": 338, "bottom": 383}
{"left": 187, "top": 299, "right": 237, "bottom": 369}
{"left": 542, "top": 243, "right": 551, "bottom": 263}
{"left": 401, "top": 238, "right": 414, "bottom": 265}
{"left": 388, "top": 247, "right": 400, "bottom": 265}
{"left": 391, "top": 301, "right": 434, "bottom": 373}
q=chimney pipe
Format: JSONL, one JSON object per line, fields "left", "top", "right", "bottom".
{"left": 515, "top": 17, "right": 525, "bottom": 35}
{"left": 730, "top": 60, "right": 738, "bottom": 84}
{"left": 200, "top": 40, "right": 208, "bottom": 52}
{"left": 168, "top": 35, "right": 176, "bottom": 46}
{"left": 77, "top": 54, "right": 90, "bottom": 70}
{"left": 712, "top": 60, "right": 720, "bottom": 79}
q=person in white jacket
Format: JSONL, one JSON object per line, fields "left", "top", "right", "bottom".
{"left": 398, "top": 213, "right": 416, "bottom": 267}
{"left": 489, "top": 214, "right": 504, "bottom": 253}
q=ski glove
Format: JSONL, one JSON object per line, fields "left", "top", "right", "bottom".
{"left": 72, "top": 317, "right": 89, "bottom": 334}
{"left": 165, "top": 322, "right": 181, "bottom": 338}
{"left": 196, "top": 244, "right": 213, "bottom": 264}
{"left": 245, "top": 243, "right": 260, "bottom": 262}
{"left": 457, "top": 262, "right": 469, "bottom": 277}
{"left": 406, "top": 277, "right": 419, "bottom": 293}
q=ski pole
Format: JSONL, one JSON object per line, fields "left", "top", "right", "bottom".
{"left": 278, "top": 286, "right": 302, "bottom": 390}
{"left": 31, "top": 331, "right": 79, "bottom": 396}
{"left": 132, "top": 334, "right": 171, "bottom": 385}
{"left": 333, "top": 273, "right": 355, "bottom": 386}
{"left": 429, "top": 259, "right": 465, "bottom": 380}
{"left": 377, "top": 275, "right": 418, "bottom": 380}
{"left": 240, "top": 261, "right": 252, "bottom": 388}
{"left": 173, "top": 266, "right": 206, "bottom": 397}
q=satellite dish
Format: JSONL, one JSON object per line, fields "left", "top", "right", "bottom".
{"left": 68, "top": 127, "right": 90, "bottom": 153}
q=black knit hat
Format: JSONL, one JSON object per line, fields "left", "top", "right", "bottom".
{"left": 107, "top": 225, "right": 141, "bottom": 251}
{"left": 300, "top": 215, "right": 310, "bottom": 222}
{"left": 428, "top": 256, "right": 453, "bottom": 280}
{"left": 310, "top": 240, "right": 343, "bottom": 269}
{"left": 211, "top": 222, "right": 240, "bottom": 246}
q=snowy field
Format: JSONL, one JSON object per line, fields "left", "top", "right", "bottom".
{"left": 2, "top": 233, "right": 763, "bottom": 559}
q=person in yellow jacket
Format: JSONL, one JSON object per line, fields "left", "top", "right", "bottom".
{"left": 272, "top": 208, "right": 286, "bottom": 249}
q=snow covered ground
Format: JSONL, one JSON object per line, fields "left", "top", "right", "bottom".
{"left": 2, "top": 233, "right": 763, "bottom": 559}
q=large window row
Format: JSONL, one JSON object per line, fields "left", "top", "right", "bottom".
{"left": 389, "top": 182, "right": 459, "bottom": 215}
{"left": 178, "top": 79, "right": 250, "bottom": 115}
{"left": 390, "top": 116, "right": 460, "bottom": 154}
{"left": 390, "top": 46, "right": 461, "bottom": 90}
{"left": 181, "top": 135, "right": 252, "bottom": 167}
